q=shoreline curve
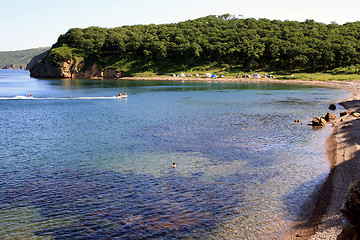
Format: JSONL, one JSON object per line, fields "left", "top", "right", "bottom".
{"left": 121, "top": 76, "right": 360, "bottom": 239}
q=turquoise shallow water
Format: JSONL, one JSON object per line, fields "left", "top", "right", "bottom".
{"left": 0, "top": 70, "right": 349, "bottom": 239}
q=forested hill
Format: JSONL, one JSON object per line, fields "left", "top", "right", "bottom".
{"left": 33, "top": 15, "right": 360, "bottom": 77}
{"left": 0, "top": 47, "right": 50, "bottom": 69}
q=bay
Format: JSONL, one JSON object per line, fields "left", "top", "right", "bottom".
{"left": 0, "top": 69, "right": 349, "bottom": 239}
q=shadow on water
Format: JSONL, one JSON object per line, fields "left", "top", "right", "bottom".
{"left": 0, "top": 168, "right": 243, "bottom": 239}
{"left": 284, "top": 98, "right": 360, "bottom": 238}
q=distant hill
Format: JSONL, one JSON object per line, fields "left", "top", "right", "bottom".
{"left": 0, "top": 47, "right": 50, "bottom": 69}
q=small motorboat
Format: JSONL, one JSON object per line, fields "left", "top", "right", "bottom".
{"left": 115, "top": 93, "right": 128, "bottom": 98}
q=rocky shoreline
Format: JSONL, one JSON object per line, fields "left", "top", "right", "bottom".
{"left": 1, "top": 64, "right": 26, "bottom": 69}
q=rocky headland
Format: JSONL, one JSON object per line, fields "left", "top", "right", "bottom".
{"left": 30, "top": 59, "right": 125, "bottom": 79}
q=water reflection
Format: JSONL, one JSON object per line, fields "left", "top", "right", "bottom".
{"left": 2, "top": 168, "right": 242, "bottom": 239}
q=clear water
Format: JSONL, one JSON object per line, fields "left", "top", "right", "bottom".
{"left": 0, "top": 70, "right": 349, "bottom": 239}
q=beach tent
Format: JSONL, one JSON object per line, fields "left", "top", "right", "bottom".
{"left": 253, "top": 74, "right": 260, "bottom": 78}
{"left": 179, "top": 73, "right": 186, "bottom": 77}
{"left": 211, "top": 74, "right": 217, "bottom": 78}
{"left": 204, "top": 73, "right": 212, "bottom": 78}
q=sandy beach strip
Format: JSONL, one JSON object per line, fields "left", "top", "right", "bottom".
{"left": 122, "top": 76, "right": 360, "bottom": 239}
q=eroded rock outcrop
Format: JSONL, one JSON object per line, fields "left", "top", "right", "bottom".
{"left": 73, "top": 63, "right": 102, "bottom": 79}
{"left": 30, "top": 58, "right": 66, "bottom": 78}
{"left": 338, "top": 179, "right": 360, "bottom": 239}
{"left": 30, "top": 57, "right": 125, "bottom": 79}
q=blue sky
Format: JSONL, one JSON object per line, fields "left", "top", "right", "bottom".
{"left": 1, "top": 0, "right": 359, "bottom": 51}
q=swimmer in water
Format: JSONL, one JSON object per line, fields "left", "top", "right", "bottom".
{"left": 172, "top": 162, "right": 176, "bottom": 168}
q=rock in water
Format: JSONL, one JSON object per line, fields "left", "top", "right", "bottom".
{"left": 312, "top": 117, "right": 327, "bottom": 126}
{"left": 325, "top": 112, "right": 337, "bottom": 122}
{"left": 329, "top": 104, "right": 337, "bottom": 110}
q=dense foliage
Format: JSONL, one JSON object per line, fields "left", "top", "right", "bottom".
{"left": 0, "top": 47, "right": 50, "bottom": 69}
{"left": 48, "top": 15, "right": 360, "bottom": 74}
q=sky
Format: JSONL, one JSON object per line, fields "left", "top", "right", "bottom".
{"left": 1, "top": 0, "right": 359, "bottom": 51}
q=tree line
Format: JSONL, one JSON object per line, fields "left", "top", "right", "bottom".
{"left": 0, "top": 47, "right": 49, "bottom": 69}
{"left": 47, "top": 14, "right": 360, "bottom": 73}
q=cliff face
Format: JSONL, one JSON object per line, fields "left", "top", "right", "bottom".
{"left": 30, "top": 58, "right": 66, "bottom": 78}
{"left": 30, "top": 58, "right": 125, "bottom": 79}
{"left": 26, "top": 51, "right": 49, "bottom": 70}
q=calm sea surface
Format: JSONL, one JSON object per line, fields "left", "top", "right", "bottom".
{"left": 0, "top": 70, "right": 349, "bottom": 239}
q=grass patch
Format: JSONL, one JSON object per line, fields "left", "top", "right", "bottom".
{"left": 277, "top": 73, "right": 360, "bottom": 81}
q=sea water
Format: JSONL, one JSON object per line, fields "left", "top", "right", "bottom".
{"left": 0, "top": 70, "right": 349, "bottom": 239}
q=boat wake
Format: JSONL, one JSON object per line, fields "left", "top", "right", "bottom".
{"left": 0, "top": 96, "right": 127, "bottom": 100}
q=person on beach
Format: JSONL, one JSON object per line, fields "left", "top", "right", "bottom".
{"left": 30, "top": 93, "right": 33, "bottom": 98}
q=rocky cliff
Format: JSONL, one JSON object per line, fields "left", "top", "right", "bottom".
{"left": 30, "top": 58, "right": 125, "bottom": 79}
{"left": 30, "top": 58, "right": 69, "bottom": 78}
{"left": 26, "top": 50, "right": 49, "bottom": 70}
